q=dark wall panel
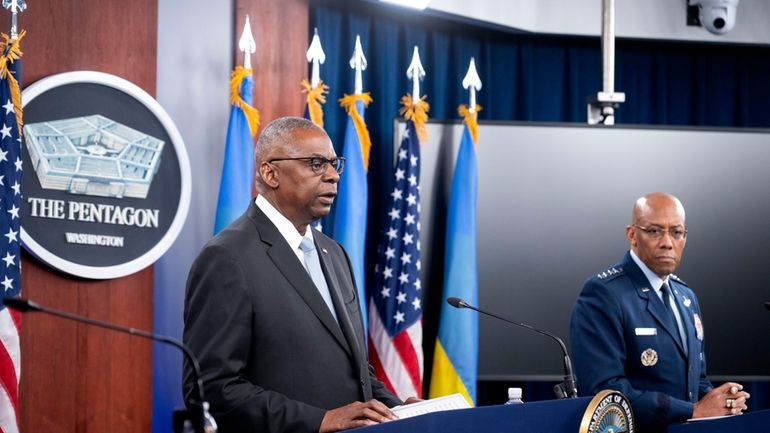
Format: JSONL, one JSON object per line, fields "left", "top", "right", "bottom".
{"left": 418, "top": 121, "right": 770, "bottom": 381}
{"left": 236, "top": 0, "right": 309, "bottom": 126}
{"left": 18, "top": 1, "right": 157, "bottom": 432}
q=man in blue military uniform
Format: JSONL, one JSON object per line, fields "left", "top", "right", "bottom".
{"left": 570, "top": 192, "right": 750, "bottom": 432}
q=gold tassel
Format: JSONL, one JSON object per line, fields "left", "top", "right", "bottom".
{"left": 301, "top": 79, "right": 329, "bottom": 128}
{"left": 0, "top": 31, "right": 25, "bottom": 133}
{"left": 398, "top": 94, "right": 430, "bottom": 144}
{"left": 229, "top": 66, "right": 260, "bottom": 137}
{"left": 339, "top": 93, "right": 373, "bottom": 170}
{"left": 458, "top": 104, "right": 482, "bottom": 146}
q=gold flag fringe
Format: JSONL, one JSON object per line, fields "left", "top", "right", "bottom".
{"left": 399, "top": 94, "right": 430, "bottom": 144}
{"left": 0, "top": 31, "right": 25, "bottom": 133}
{"left": 458, "top": 104, "right": 482, "bottom": 146}
{"left": 229, "top": 66, "right": 260, "bottom": 137}
{"left": 339, "top": 93, "right": 373, "bottom": 170}
{"left": 301, "top": 79, "right": 329, "bottom": 128}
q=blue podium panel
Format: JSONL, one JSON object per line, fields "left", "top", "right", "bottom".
{"left": 354, "top": 398, "right": 593, "bottom": 433}
{"left": 667, "top": 409, "right": 770, "bottom": 433}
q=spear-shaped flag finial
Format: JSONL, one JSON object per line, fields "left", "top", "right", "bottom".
{"left": 307, "top": 28, "right": 326, "bottom": 89}
{"left": 406, "top": 46, "right": 425, "bottom": 103}
{"left": 462, "top": 57, "right": 482, "bottom": 113}
{"left": 239, "top": 15, "right": 256, "bottom": 69}
{"left": 3, "top": 0, "right": 26, "bottom": 40}
{"left": 349, "top": 35, "right": 367, "bottom": 95}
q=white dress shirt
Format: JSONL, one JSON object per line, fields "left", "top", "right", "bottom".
{"left": 255, "top": 194, "right": 314, "bottom": 266}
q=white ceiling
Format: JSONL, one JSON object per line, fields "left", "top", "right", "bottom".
{"left": 427, "top": 0, "right": 770, "bottom": 44}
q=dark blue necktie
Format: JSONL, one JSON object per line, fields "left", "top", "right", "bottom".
{"left": 661, "top": 282, "right": 686, "bottom": 351}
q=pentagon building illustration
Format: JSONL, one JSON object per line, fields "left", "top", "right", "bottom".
{"left": 24, "top": 115, "right": 165, "bottom": 199}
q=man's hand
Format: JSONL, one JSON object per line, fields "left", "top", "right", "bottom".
{"left": 320, "top": 400, "right": 398, "bottom": 433}
{"left": 404, "top": 396, "right": 423, "bottom": 404}
{"left": 692, "top": 382, "right": 751, "bottom": 418}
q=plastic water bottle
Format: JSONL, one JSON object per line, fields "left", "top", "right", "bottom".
{"left": 505, "top": 387, "right": 524, "bottom": 405}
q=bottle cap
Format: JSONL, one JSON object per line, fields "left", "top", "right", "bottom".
{"left": 507, "top": 387, "right": 522, "bottom": 399}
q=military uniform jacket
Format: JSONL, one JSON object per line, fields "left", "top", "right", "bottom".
{"left": 183, "top": 202, "right": 401, "bottom": 433}
{"left": 570, "top": 252, "right": 713, "bottom": 431}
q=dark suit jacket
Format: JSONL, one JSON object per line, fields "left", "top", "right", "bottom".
{"left": 183, "top": 202, "right": 401, "bottom": 433}
{"left": 570, "top": 252, "right": 712, "bottom": 432}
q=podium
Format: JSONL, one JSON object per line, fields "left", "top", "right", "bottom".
{"left": 352, "top": 397, "right": 594, "bottom": 433}
{"left": 353, "top": 397, "right": 769, "bottom": 433}
{"left": 668, "top": 409, "right": 770, "bottom": 433}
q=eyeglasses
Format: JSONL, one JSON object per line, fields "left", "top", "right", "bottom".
{"left": 632, "top": 225, "right": 688, "bottom": 240}
{"left": 268, "top": 156, "right": 346, "bottom": 175}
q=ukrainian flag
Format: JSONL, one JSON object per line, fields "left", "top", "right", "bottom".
{"left": 429, "top": 106, "right": 480, "bottom": 406}
{"left": 332, "top": 94, "right": 372, "bottom": 334}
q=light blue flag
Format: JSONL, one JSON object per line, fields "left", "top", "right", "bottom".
{"left": 214, "top": 67, "right": 257, "bottom": 234}
{"left": 332, "top": 99, "right": 369, "bottom": 335}
{"left": 431, "top": 123, "right": 479, "bottom": 404}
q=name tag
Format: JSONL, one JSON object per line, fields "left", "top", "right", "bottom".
{"left": 635, "top": 327, "right": 657, "bottom": 336}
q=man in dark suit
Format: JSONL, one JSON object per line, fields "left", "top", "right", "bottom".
{"left": 183, "top": 117, "right": 409, "bottom": 433}
{"left": 570, "top": 192, "right": 750, "bottom": 432}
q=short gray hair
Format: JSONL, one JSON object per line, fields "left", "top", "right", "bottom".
{"left": 254, "top": 117, "right": 326, "bottom": 190}
{"left": 255, "top": 117, "right": 324, "bottom": 163}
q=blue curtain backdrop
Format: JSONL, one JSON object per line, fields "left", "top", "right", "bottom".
{"left": 309, "top": 0, "right": 770, "bottom": 408}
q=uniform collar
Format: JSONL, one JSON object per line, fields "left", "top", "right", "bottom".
{"left": 629, "top": 250, "right": 670, "bottom": 298}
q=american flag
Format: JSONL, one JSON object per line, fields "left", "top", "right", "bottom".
{"left": 0, "top": 33, "right": 23, "bottom": 433}
{"left": 368, "top": 122, "right": 423, "bottom": 399}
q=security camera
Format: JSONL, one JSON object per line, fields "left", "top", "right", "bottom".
{"left": 689, "top": 0, "right": 740, "bottom": 35}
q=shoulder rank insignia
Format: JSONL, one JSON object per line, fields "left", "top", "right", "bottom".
{"left": 670, "top": 273, "right": 688, "bottom": 286}
{"left": 597, "top": 266, "right": 624, "bottom": 280}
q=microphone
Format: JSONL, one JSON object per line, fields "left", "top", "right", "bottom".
{"left": 446, "top": 297, "right": 578, "bottom": 399}
{"left": 4, "top": 297, "right": 217, "bottom": 433}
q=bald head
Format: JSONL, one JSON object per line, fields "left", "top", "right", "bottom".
{"left": 631, "top": 192, "right": 686, "bottom": 226}
{"left": 627, "top": 192, "right": 688, "bottom": 278}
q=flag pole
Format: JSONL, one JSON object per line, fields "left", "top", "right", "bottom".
{"left": 239, "top": 15, "right": 256, "bottom": 69}
{"left": 406, "top": 46, "right": 424, "bottom": 104}
{"left": 4, "top": 0, "right": 26, "bottom": 41}
{"left": 303, "top": 28, "right": 328, "bottom": 128}
{"left": 350, "top": 35, "right": 367, "bottom": 96}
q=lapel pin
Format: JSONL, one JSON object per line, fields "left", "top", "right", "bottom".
{"left": 322, "top": 248, "right": 328, "bottom": 254}
{"left": 683, "top": 297, "right": 691, "bottom": 307}
{"left": 641, "top": 287, "right": 650, "bottom": 292}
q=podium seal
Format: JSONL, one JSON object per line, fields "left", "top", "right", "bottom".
{"left": 579, "top": 389, "right": 634, "bottom": 433}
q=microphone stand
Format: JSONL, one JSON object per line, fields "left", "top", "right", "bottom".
{"left": 447, "top": 297, "right": 578, "bottom": 399}
{"left": 4, "top": 297, "right": 217, "bottom": 433}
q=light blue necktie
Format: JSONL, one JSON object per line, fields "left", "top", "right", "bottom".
{"left": 299, "top": 237, "right": 338, "bottom": 324}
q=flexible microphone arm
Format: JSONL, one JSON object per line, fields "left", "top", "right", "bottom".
{"left": 446, "top": 297, "right": 578, "bottom": 399}
{"left": 4, "top": 297, "right": 217, "bottom": 432}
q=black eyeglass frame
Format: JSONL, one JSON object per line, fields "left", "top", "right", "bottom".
{"left": 268, "top": 156, "right": 346, "bottom": 175}
{"left": 631, "top": 224, "right": 688, "bottom": 240}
